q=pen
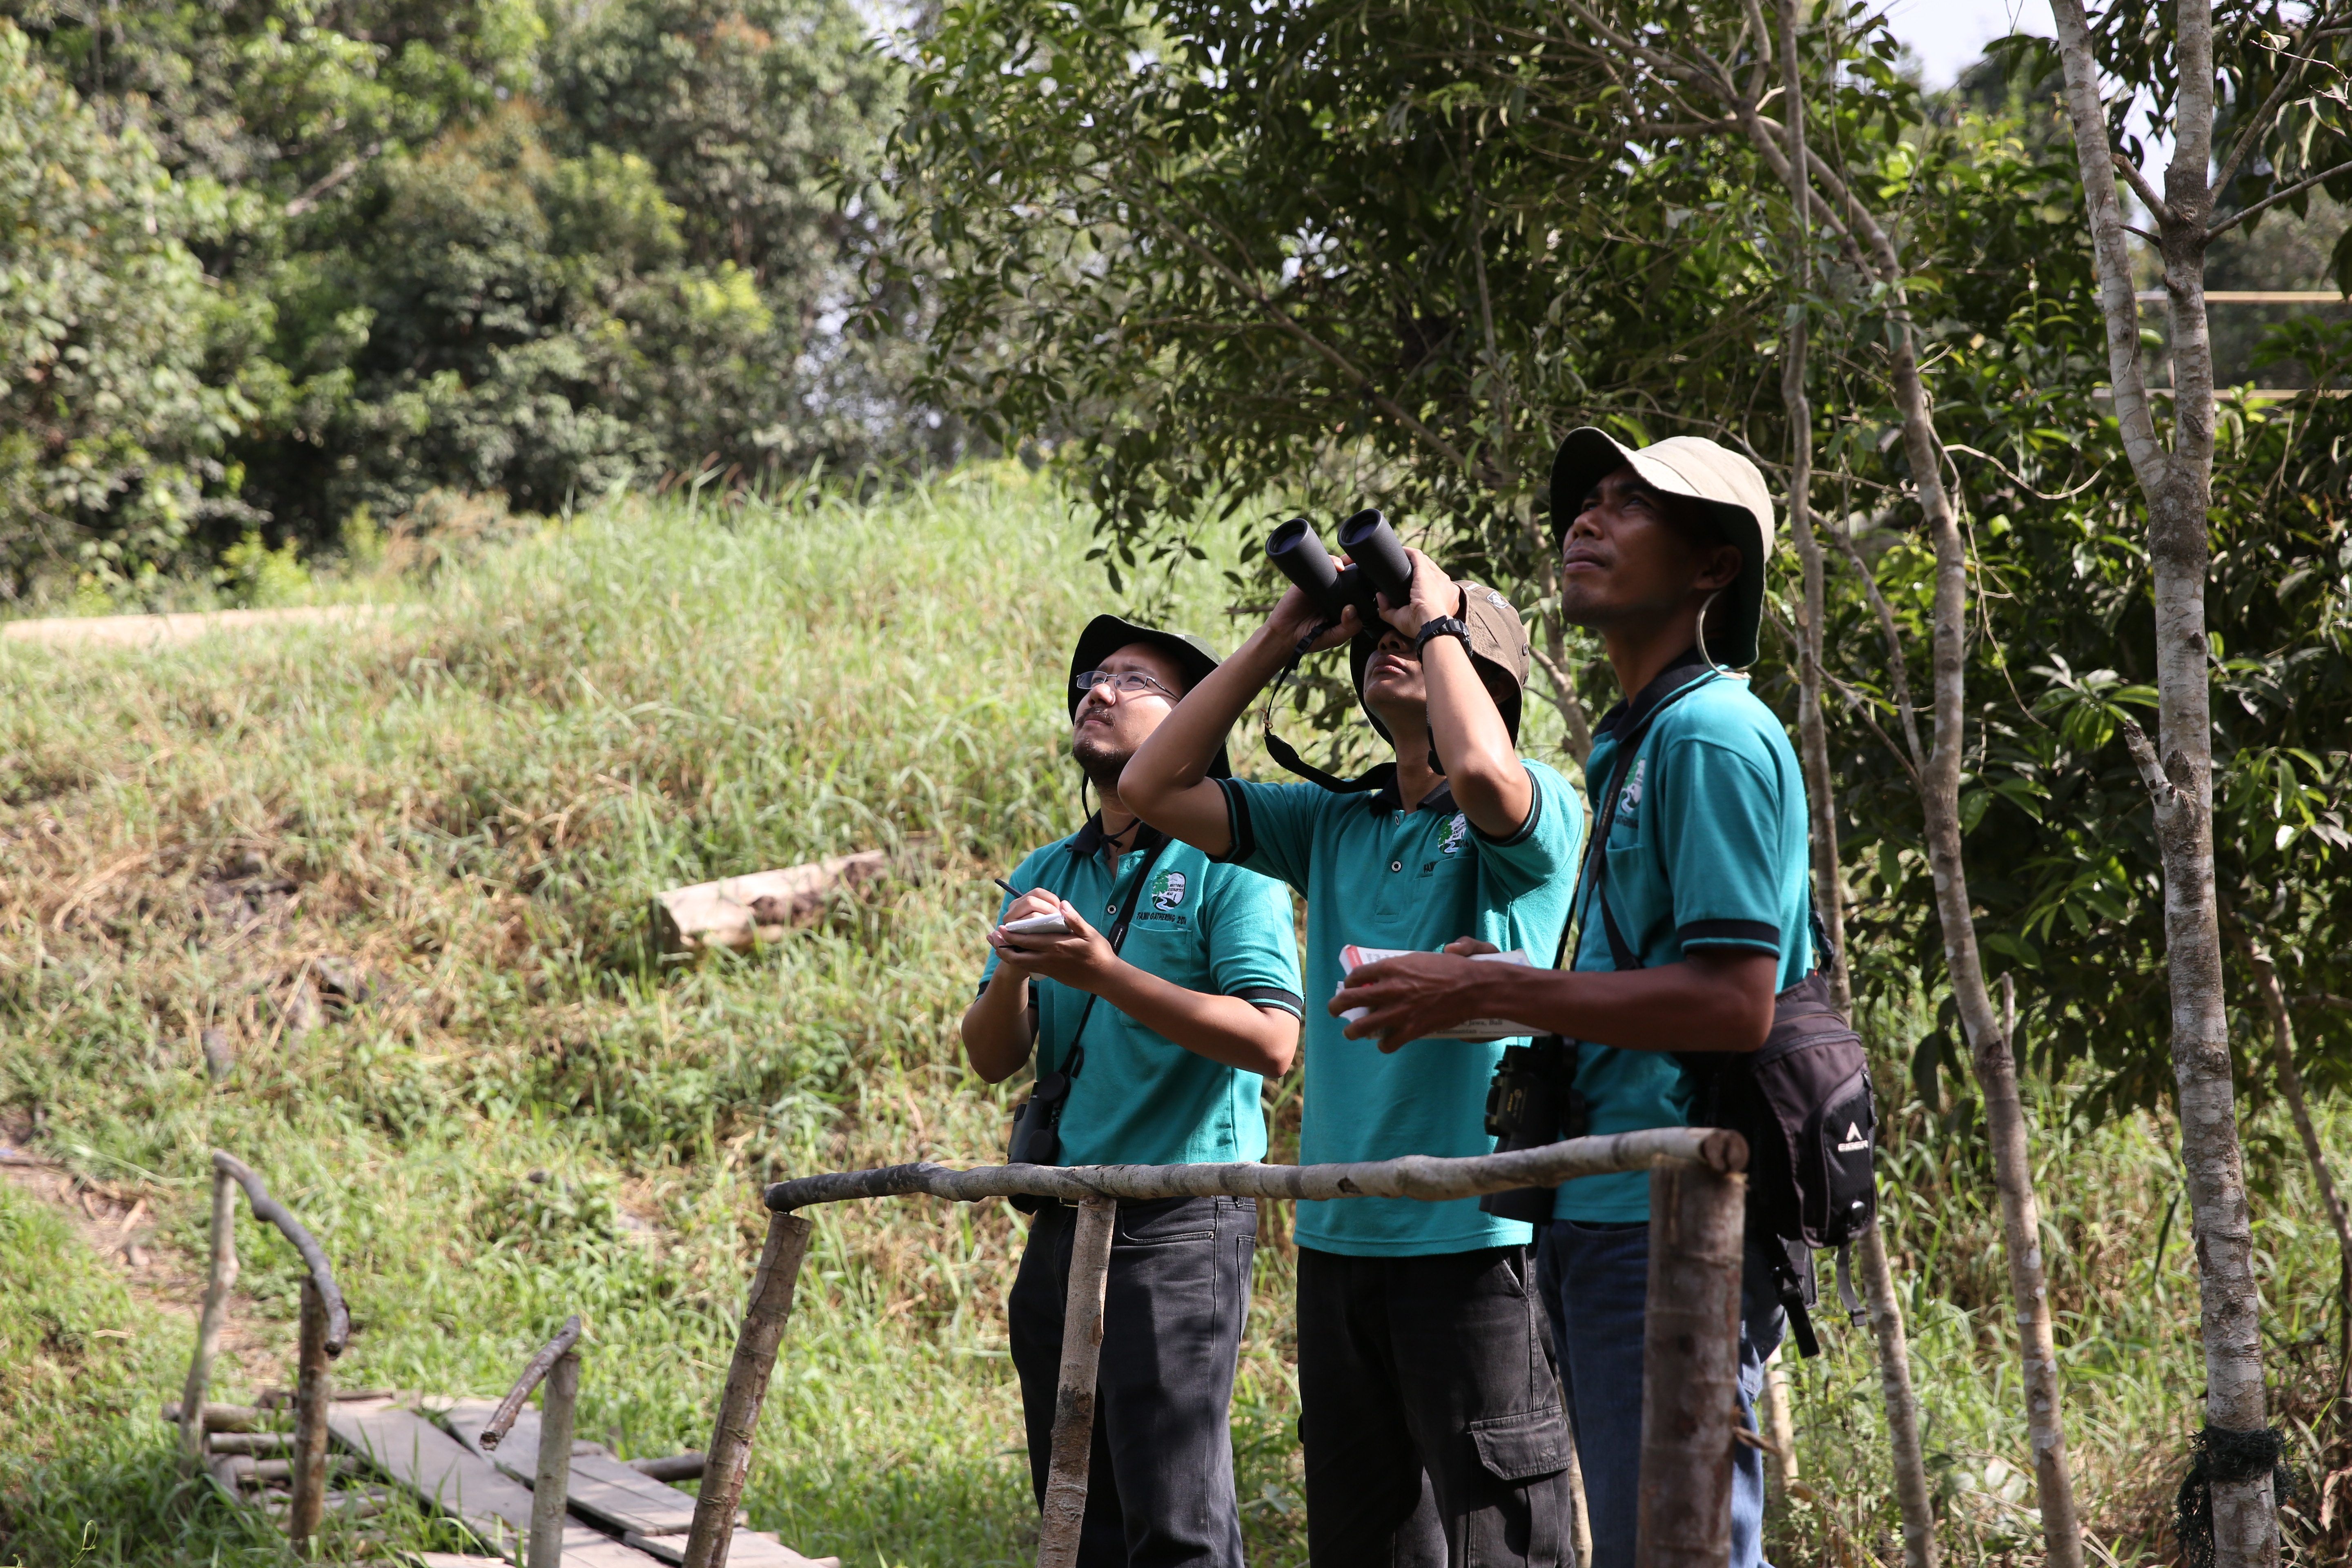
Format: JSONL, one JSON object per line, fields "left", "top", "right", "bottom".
{"left": 992, "top": 877, "right": 1020, "bottom": 898}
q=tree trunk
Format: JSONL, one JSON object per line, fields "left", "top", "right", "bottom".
{"left": 2230, "top": 915, "right": 2352, "bottom": 1392}
{"left": 1984, "top": 976, "right": 2079, "bottom": 1564}
{"left": 2046, "top": 0, "right": 2276, "bottom": 1557}
{"left": 1769, "top": 11, "right": 1934, "bottom": 1552}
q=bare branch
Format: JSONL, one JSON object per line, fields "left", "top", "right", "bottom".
{"left": 2214, "top": 0, "right": 2350, "bottom": 194}
{"left": 480, "top": 1314, "right": 585, "bottom": 1451}
{"left": 2208, "top": 156, "right": 2352, "bottom": 243}
{"left": 2112, "top": 152, "right": 2170, "bottom": 220}
{"left": 1826, "top": 524, "right": 1924, "bottom": 768}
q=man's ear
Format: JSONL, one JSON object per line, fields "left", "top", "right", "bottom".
{"left": 1696, "top": 542, "right": 1744, "bottom": 594}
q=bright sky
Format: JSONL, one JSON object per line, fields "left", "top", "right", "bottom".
{"left": 1881, "top": 0, "right": 2058, "bottom": 88}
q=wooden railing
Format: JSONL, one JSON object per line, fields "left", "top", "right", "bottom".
{"left": 682, "top": 1127, "right": 1752, "bottom": 1568}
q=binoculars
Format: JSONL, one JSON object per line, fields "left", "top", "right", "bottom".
{"left": 1267, "top": 508, "right": 1414, "bottom": 632}
{"left": 1480, "top": 1037, "right": 1585, "bottom": 1224}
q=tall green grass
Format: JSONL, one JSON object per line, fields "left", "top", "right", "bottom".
{"left": 1, "top": 469, "right": 2342, "bottom": 1566}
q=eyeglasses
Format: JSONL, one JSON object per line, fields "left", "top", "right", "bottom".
{"left": 1073, "top": 670, "right": 1180, "bottom": 702}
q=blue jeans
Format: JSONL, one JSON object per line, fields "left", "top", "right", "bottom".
{"left": 1535, "top": 1220, "right": 1784, "bottom": 1568}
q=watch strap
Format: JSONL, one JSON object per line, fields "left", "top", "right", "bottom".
{"left": 1416, "top": 615, "right": 1472, "bottom": 654}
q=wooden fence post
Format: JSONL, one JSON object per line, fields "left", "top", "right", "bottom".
{"left": 1635, "top": 1158, "right": 1746, "bottom": 1568}
{"left": 527, "top": 1350, "right": 581, "bottom": 1568}
{"left": 1037, "top": 1196, "right": 1117, "bottom": 1568}
{"left": 287, "top": 1278, "right": 333, "bottom": 1554}
{"left": 180, "top": 1167, "right": 239, "bottom": 1464}
{"left": 681, "top": 1212, "right": 815, "bottom": 1568}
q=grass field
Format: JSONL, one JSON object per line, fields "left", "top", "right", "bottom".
{"left": 2, "top": 470, "right": 2344, "bottom": 1566}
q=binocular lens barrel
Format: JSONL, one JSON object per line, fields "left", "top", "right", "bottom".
{"left": 1336, "top": 509, "right": 1414, "bottom": 603}
{"left": 1267, "top": 517, "right": 1341, "bottom": 605}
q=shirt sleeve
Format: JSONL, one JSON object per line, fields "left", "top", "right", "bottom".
{"left": 1656, "top": 732, "right": 1788, "bottom": 956}
{"left": 1200, "top": 862, "right": 1305, "bottom": 1016}
{"left": 1470, "top": 760, "right": 1584, "bottom": 904}
{"left": 1211, "top": 777, "right": 1325, "bottom": 896}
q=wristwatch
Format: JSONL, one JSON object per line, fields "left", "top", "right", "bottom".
{"left": 1415, "top": 615, "right": 1472, "bottom": 655}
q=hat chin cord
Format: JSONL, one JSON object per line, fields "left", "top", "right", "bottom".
{"left": 1695, "top": 589, "right": 1725, "bottom": 669}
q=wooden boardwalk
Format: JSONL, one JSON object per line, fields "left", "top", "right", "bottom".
{"left": 305, "top": 1395, "right": 834, "bottom": 1568}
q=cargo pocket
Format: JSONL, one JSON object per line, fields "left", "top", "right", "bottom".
{"left": 1468, "top": 1405, "right": 1571, "bottom": 1482}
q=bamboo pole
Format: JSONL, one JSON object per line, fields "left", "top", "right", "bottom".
{"left": 526, "top": 1351, "right": 580, "bottom": 1568}
{"left": 1635, "top": 1157, "right": 1746, "bottom": 1568}
{"left": 287, "top": 1278, "right": 332, "bottom": 1554}
{"left": 764, "top": 1128, "right": 1746, "bottom": 1214}
{"left": 180, "top": 1167, "right": 239, "bottom": 1464}
{"left": 1037, "top": 1197, "right": 1116, "bottom": 1568}
{"left": 680, "top": 1212, "right": 814, "bottom": 1568}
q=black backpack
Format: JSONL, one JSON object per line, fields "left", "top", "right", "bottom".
{"left": 1558, "top": 660, "right": 1880, "bottom": 1356}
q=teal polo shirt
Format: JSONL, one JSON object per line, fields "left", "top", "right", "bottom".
{"left": 980, "top": 819, "right": 1303, "bottom": 1168}
{"left": 1560, "top": 661, "right": 1813, "bottom": 1222}
{"left": 1216, "top": 760, "right": 1581, "bottom": 1256}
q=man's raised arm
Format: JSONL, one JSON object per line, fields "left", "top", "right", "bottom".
{"left": 1123, "top": 578, "right": 1356, "bottom": 855}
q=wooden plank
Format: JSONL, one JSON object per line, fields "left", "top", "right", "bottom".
{"left": 649, "top": 853, "right": 890, "bottom": 954}
{"left": 622, "top": 1530, "right": 837, "bottom": 1568}
{"left": 443, "top": 1402, "right": 702, "bottom": 1537}
{"left": 325, "top": 1400, "right": 668, "bottom": 1567}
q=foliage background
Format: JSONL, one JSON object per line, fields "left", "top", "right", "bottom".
{"left": 0, "top": 0, "right": 946, "bottom": 604}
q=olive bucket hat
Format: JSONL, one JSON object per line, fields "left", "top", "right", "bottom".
{"left": 1067, "top": 614, "right": 1231, "bottom": 777}
{"left": 1548, "top": 428, "right": 1778, "bottom": 668}
{"left": 1348, "top": 580, "right": 1532, "bottom": 744}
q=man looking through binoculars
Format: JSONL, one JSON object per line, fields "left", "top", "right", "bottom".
{"left": 1123, "top": 541, "right": 1581, "bottom": 1567}
{"left": 962, "top": 616, "right": 1304, "bottom": 1568}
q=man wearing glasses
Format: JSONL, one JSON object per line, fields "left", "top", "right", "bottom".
{"left": 963, "top": 615, "right": 1304, "bottom": 1568}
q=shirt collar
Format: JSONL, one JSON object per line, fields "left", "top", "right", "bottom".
{"left": 1592, "top": 646, "right": 1713, "bottom": 741}
{"left": 1068, "top": 812, "right": 1167, "bottom": 862}
{"left": 1360, "top": 764, "right": 1461, "bottom": 816}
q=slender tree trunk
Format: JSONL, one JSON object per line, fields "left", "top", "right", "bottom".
{"left": 2229, "top": 915, "right": 2352, "bottom": 1393}
{"left": 2046, "top": 3, "right": 2275, "bottom": 1559}
{"left": 1769, "top": 11, "right": 1934, "bottom": 1557}
{"left": 1985, "top": 976, "right": 2078, "bottom": 1563}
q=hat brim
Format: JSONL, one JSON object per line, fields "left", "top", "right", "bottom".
{"left": 1068, "top": 615, "right": 1231, "bottom": 777}
{"left": 1547, "top": 428, "right": 1768, "bottom": 668}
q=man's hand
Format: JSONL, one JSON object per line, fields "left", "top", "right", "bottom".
{"left": 1267, "top": 554, "right": 1368, "bottom": 653}
{"left": 1329, "top": 949, "right": 1488, "bottom": 1053}
{"left": 1377, "top": 545, "right": 1458, "bottom": 640}
{"left": 989, "top": 894, "right": 1122, "bottom": 993}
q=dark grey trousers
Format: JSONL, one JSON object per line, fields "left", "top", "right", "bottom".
{"left": 1010, "top": 1194, "right": 1256, "bottom": 1568}
{"left": 1296, "top": 1244, "right": 1575, "bottom": 1568}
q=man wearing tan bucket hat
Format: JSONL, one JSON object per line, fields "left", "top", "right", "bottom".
{"left": 1125, "top": 542, "right": 1581, "bottom": 1565}
{"left": 1332, "top": 431, "right": 1815, "bottom": 1568}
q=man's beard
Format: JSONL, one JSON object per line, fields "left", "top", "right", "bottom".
{"left": 1071, "top": 731, "right": 1134, "bottom": 800}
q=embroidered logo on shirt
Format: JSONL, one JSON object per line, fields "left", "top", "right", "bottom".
{"left": 1149, "top": 869, "right": 1188, "bottom": 911}
{"left": 1440, "top": 813, "right": 1470, "bottom": 856}
{"left": 1617, "top": 757, "right": 1648, "bottom": 820}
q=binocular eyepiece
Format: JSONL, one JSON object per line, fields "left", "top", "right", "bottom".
{"left": 1267, "top": 509, "right": 1414, "bottom": 633}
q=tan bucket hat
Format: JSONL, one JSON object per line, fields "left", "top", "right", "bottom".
{"left": 1548, "top": 429, "right": 1778, "bottom": 668}
{"left": 1350, "top": 580, "right": 1532, "bottom": 741}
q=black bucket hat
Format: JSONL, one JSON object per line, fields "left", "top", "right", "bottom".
{"left": 1068, "top": 614, "right": 1231, "bottom": 777}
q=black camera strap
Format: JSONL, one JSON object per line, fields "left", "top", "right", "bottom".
{"left": 1260, "top": 628, "right": 1392, "bottom": 793}
{"left": 1039, "top": 826, "right": 1172, "bottom": 1089}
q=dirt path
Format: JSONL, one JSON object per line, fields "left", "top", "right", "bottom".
{"left": 2, "top": 604, "right": 403, "bottom": 650}
{"left": 0, "top": 1122, "right": 288, "bottom": 1393}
